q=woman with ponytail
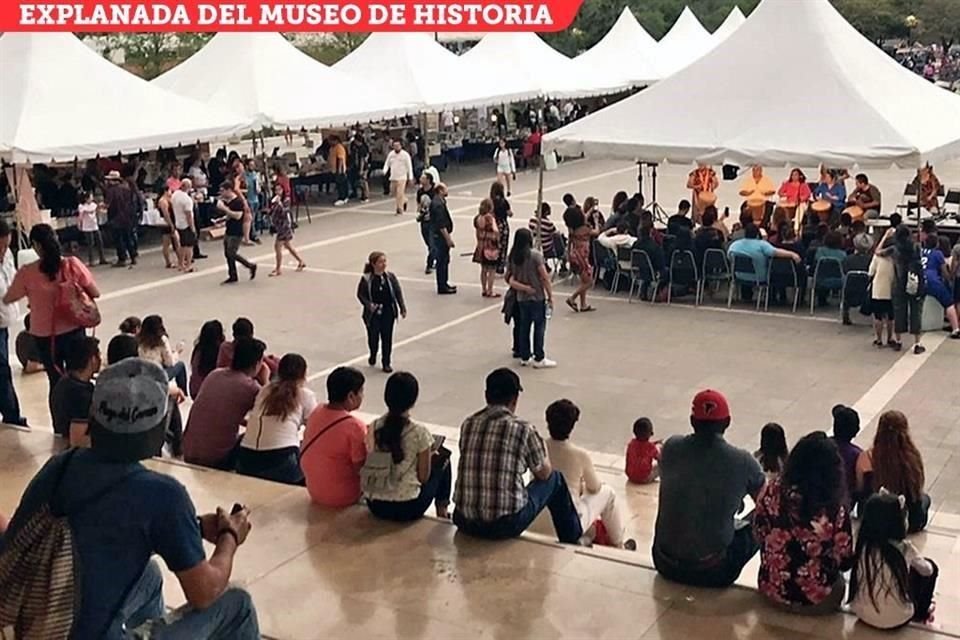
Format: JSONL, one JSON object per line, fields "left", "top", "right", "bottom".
{"left": 856, "top": 410, "right": 931, "bottom": 532}
{"left": 4, "top": 223, "right": 100, "bottom": 411}
{"left": 361, "top": 371, "right": 451, "bottom": 521}
{"left": 356, "top": 251, "right": 406, "bottom": 373}
{"left": 236, "top": 353, "right": 317, "bottom": 484}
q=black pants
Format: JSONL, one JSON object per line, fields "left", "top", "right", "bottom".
{"left": 432, "top": 235, "right": 451, "bottom": 291}
{"left": 235, "top": 446, "right": 305, "bottom": 485}
{"left": 909, "top": 560, "right": 939, "bottom": 622}
{"left": 113, "top": 226, "right": 138, "bottom": 262}
{"left": 0, "top": 328, "right": 25, "bottom": 425}
{"left": 33, "top": 327, "right": 86, "bottom": 420}
{"left": 366, "top": 312, "right": 395, "bottom": 368}
{"left": 653, "top": 520, "right": 759, "bottom": 588}
{"left": 223, "top": 235, "right": 256, "bottom": 281}
{"left": 420, "top": 223, "right": 435, "bottom": 269}
{"left": 335, "top": 174, "right": 350, "bottom": 201}
{"left": 367, "top": 455, "right": 452, "bottom": 522}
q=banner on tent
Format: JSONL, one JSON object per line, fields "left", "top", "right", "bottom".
{"left": 4, "top": 0, "right": 581, "bottom": 31}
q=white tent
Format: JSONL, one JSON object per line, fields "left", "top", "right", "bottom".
{"left": 573, "top": 7, "right": 662, "bottom": 86}
{"left": 153, "top": 33, "right": 407, "bottom": 130}
{"left": 712, "top": 6, "right": 746, "bottom": 43}
{"left": 655, "top": 6, "right": 715, "bottom": 77}
{"left": 0, "top": 33, "right": 251, "bottom": 163}
{"left": 334, "top": 32, "right": 537, "bottom": 111}
{"left": 543, "top": 0, "right": 960, "bottom": 168}
{"left": 462, "top": 32, "right": 629, "bottom": 99}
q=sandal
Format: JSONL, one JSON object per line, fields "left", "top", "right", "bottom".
{"left": 296, "top": 263, "right": 306, "bottom": 272}
{"left": 580, "top": 305, "right": 596, "bottom": 312}
{"left": 565, "top": 298, "right": 579, "bottom": 312}
{"left": 872, "top": 339, "right": 883, "bottom": 347}
{"left": 268, "top": 270, "right": 281, "bottom": 277}
{"left": 488, "top": 292, "right": 502, "bottom": 298}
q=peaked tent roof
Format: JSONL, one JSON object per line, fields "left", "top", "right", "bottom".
{"left": 154, "top": 33, "right": 406, "bottom": 129}
{"left": 334, "top": 33, "right": 537, "bottom": 111}
{"left": 712, "top": 6, "right": 746, "bottom": 43}
{"left": 573, "top": 7, "right": 662, "bottom": 86}
{"left": 462, "top": 32, "right": 629, "bottom": 99}
{"left": 544, "top": 0, "right": 960, "bottom": 168}
{"left": 0, "top": 33, "right": 251, "bottom": 163}
{"left": 655, "top": 6, "right": 715, "bottom": 77}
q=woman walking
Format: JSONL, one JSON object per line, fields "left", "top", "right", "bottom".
{"left": 564, "top": 205, "right": 596, "bottom": 313}
{"left": 236, "top": 353, "right": 317, "bottom": 485}
{"left": 3, "top": 224, "right": 100, "bottom": 411}
{"left": 505, "top": 228, "right": 556, "bottom": 369}
{"left": 361, "top": 371, "right": 452, "bottom": 521}
{"left": 357, "top": 252, "right": 406, "bottom": 373}
{"left": 491, "top": 181, "right": 512, "bottom": 275}
{"left": 473, "top": 198, "right": 500, "bottom": 298}
{"left": 493, "top": 138, "right": 517, "bottom": 196}
{"left": 268, "top": 182, "right": 306, "bottom": 276}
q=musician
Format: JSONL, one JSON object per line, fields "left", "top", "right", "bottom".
{"left": 686, "top": 162, "right": 718, "bottom": 222}
{"left": 777, "top": 169, "right": 811, "bottom": 206}
{"left": 812, "top": 169, "right": 846, "bottom": 225}
{"left": 846, "top": 173, "right": 882, "bottom": 219}
{"left": 914, "top": 164, "right": 942, "bottom": 213}
{"left": 738, "top": 165, "right": 776, "bottom": 227}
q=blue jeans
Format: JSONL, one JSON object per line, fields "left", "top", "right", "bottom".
{"left": 453, "top": 470, "right": 582, "bottom": 543}
{"left": 112, "top": 560, "right": 259, "bottom": 639}
{"left": 165, "top": 361, "right": 187, "bottom": 395}
{"left": 517, "top": 300, "right": 547, "bottom": 362}
{"left": 368, "top": 456, "right": 452, "bottom": 522}
{"left": 0, "top": 327, "right": 25, "bottom": 425}
{"left": 113, "top": 226, "right": 138, "bottom": 262}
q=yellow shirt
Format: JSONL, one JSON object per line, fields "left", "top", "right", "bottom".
{"left": 328, "top": 143, "right": 347, "bottom": 174}
{"left": 739, "top": 175, "right": 775, "bottom": 201}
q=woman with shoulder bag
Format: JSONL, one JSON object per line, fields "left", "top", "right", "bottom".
{"left": 361, "top": 371, "right": 451, "bottom": 521}
{"left": 357, "top": 252, "right": 406, "bottom": 374}
{"left": 473, "top": 198, "right": 500, "bottom": 298}
{"left": 3, "top": 224, "right": 100, "bottom": 411}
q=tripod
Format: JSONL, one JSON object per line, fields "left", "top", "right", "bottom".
{"left": 636, "top": 162, "right": 669, "bottom": 225}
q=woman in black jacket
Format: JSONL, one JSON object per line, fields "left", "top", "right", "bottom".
{"left": 357, "top": 251, "right": 407, "bottom": 373}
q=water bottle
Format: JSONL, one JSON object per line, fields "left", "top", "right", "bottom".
{"left": 545, "top": 301, "right": 552, "bottom": 320}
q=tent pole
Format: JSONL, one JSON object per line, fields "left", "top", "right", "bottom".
{"left": 533, "top": 97, "right": 545, "bottom": 251}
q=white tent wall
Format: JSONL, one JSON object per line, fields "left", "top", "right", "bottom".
{"left": 712, "top": 6, "right": 746, "bottom": 43}
{"left": 573, "top": 7, "right": 662, "bottom": 86}
{"left": 153, "top": 33, "right": 409, "bottom": 130}
{"left": 543, "top": 0, "right": 960, "bottom": 169}
{"left": 655, "top": 6, "right": 715, "bottom": 77}
{"left": 0, "top": 33, "right": 252, "bottom": 164}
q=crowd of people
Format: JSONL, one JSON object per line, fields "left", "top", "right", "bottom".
{"left": 891, "top": 41, "right": 960, "bottom": 88}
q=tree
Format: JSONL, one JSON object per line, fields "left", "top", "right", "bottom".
{"left": 91, "top": 33, "right": 211, "bottom": 79}
{"left": 295, "top": 33, "right": 368, "bottom": 65}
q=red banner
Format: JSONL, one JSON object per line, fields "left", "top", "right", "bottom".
{"left": 2, "top": 0, "right": 582, "bottom": 32}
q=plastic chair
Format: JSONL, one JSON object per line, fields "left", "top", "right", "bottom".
{"left": 943, "top": 189, "right": 960, "bottom": 217}
{"left": 810, "top": 257, "right": 845, "bottom": 314}
{"left": 728, "top": 253, "right": 766, "bottom": 310}
{"left": 667, "top": 250, "right": 699, "bottom": 305}
{"left": 699, "top": 248, "right": 731, "bottom": 306}
{"left": 610, "top": 245, "right": 633, "bottom": 293}
{"left": 766, "top": 256, "right": 800, "bottom": 313}
{"left": 841, "top": 270, "right": 871, "bottom": 323}
{"left": 628, "top": 249, "right": 659, "bottom": 304}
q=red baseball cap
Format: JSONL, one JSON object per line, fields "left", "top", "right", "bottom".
{"left": 691, "top": 389, "right": 730, "bottom": 421}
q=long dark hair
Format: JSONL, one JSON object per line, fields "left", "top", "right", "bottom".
{"left": 137, "top": 315, "right": 167, "bottom": 350}
{"left": 364, "top": 251, "right": 385, "bottom": 275}
{"left": 192, "top": 320, "right": 224, "bottom": 377}
{"left": 872, "top": 410, "right": 925, "bottom": 503}
{"left": 489, "top": 181, "right": 505, "bottom": 201}
{"left": 781, "top": 431, "right": 845, "bottom": 521}
{"left": 894, "top": 225, "right": 916, "bottom": 265}
{"left": 848, "top": 492, "right": 910, "bottom": 610}
{"left": 261, "top": 354, "right": 307, "bottom": 420}
{"left": 757, "top": 423, "right": 788, "bottom": 474}
{"left": 509, "top": 228, "right": 533, "bottom": 267}
{"left": 30, "top": 224, "right": 62, "bottom": 281}
{"left": 376, "top": 372, "right": 419, "bottom": 464}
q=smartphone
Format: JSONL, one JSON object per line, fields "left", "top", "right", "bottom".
{"left": 230, "top": 502, "right": 244, "bottom": 515}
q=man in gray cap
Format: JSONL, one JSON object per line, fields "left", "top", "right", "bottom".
{"left": 0, "top": 359, "right": 259, "bottom": 639}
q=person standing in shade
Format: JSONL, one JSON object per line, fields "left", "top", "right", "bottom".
{"left": 505, "top": 228, "right": 556, "bottom": 369}
{"left": 103, "top": 169, "right": 139, "bottom": 267}
{"left": 0, "top": 221, "right": 26, "bottom": 427}
{"left": 357, "top": 252, "right": 407, "bottom": 374}
{"left": 416, "top": 170, "right": 437, "bottom": 275}
{"left": 329, "top": 135, "right": 350, "bottom": 207}
{"left": 491, "top": 181, "right": 513, "bottom": 275}
{"left": 430, "top": 183, "right": 457, "bottom": 295}
{"left": 348, "top": 133, "right": 370, "bottom": 203}
{"left": 217, "top": 182, "right": 258, "bottom": 285}
{"left": 383, "top": 139, "right": 414, "bottom": 215}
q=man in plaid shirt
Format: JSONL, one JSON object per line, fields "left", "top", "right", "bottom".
{"left": 452, "top": 368, "right": 582, "bottom": 543}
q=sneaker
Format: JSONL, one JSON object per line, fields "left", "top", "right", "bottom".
{"left": 334, "top": 199, "right": 348, "bottom": 207}
{"left": 519, "top": 359, "right": 530, "bottom": 367}
{"left": 361, "top": 198, "right": 369, "bottom": 203}
{"left": 889, "top": 340, "right": 902, "bottom": 352}
{"left": 532, "top": 358, "right": 557, "bottom": 369}
{"left": 914, "top": 344, "right": 926, "bottom": 355}
{"left": 249, "top": 264, "right": 258, "bottom": 280}
{"left": 382, "top": 366, "right": 393, "bottom": 374}
{"left": 951, "top": 330, "right": 960, "bottom": 340}
{"left": 221, "top": 278, "right": 238, "bottom": 285}
{"left": 438, "top": 286, "right": 458, "bottom": 295}
{"left": 112, "top": 260, "right": 128, "bottom": 268}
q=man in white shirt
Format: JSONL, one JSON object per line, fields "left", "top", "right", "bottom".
{"left": 0, "top": 221, "right": 26, "bottom": 426}
{"left": 171, "top": 179, "right": 198, "bottom": 272}
{"left": 382, "top": 139, "right": 414, "bottom": 216}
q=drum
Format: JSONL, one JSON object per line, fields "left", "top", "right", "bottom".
{"left": 811, "top": 199, "right": 832, "bottom": 223}
{"left": 843, "top": 205, "right": 865, "bottom": 222}
{"left": 746, "top": 196, "right": 767, "bottom": 226}
{"left": 775, "top": 197, "right": 798, "bottom": 221}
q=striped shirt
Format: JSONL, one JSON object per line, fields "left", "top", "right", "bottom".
{"left": 528, "top": 216, "right": 556, "bottom": 254}
{"left": 454, "top": 405, "right": 548, "bottom": 522}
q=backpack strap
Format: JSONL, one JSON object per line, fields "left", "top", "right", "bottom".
{"left": 49, "top": 450, "right": 148, "bottom": 517}
{"left": 300, "top": 415, "right": 353, "bottom": 458}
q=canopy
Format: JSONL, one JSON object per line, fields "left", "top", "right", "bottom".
{"left": 655, "top": 6, "right": 715, "bottom": 77}
{"left": 334, "top": 33, "right": 537, "bottom": 111}
{"left": 154, "top": 33, "right": 407, "bottom": 130}
{"left": 0, "top": 32, "right": 251, "bottom": 163}
{"left": 573, "top": 7, "right": 662, "bottom": 86}
{"left": 712, "top": 6, "right": 746, "bottom": 43}
{"left": 544, "top": 0, "right": 960, "bottom": 168}
{"left": 462, "top": 32, "right": 629, "bottom": 99}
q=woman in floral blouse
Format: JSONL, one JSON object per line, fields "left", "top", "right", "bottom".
{"left": 754, "top": 432, "right": 854, "bottom": 614}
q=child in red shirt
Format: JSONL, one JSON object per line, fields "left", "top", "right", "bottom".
{"left": 626, "top": 417, "right": 661, "bottom": 484}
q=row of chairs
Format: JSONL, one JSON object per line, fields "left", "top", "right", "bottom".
{"left": 604, "top": 245, "right": 869, "bottom": 319}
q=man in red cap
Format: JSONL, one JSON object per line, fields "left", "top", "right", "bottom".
{"left": 652, "top": 389, "right": 765, "bottom": 588}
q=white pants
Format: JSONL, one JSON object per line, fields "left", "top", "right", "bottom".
{"left": 577, "top": 484, "right": 625, "bottom": 547}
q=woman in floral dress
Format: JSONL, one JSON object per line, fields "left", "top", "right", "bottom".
{"left": 268, "top": 182, "right": 306, "bottom": 276}
{"left": 754, "top": 432, "right": 854, "bottom": 614}
{"left": 490, "top": 181, "right": 512, "bottom": 274}
{"left": 564, "top": 206, "right": 596, "bottom": 313}
{"left": 473, "top": 198, "right": 500, "bottom": 298}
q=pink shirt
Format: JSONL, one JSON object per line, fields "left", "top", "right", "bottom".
{"left": 300, "top": 405, "right": 367, "bottom": 508}
{"left": 6, "top": 257, "right": 96, "bottom": 337}
{"left": 183, "top": 368, "right": 260, "bottom": 467}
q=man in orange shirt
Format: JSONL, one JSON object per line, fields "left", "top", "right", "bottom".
{"left": 300, "top": 366, "right": 367, "bottom": 508}
{"left": 328, "top": 135, "right": 350, "bottom": 207}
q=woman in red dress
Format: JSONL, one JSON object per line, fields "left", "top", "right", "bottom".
{"left": 564, "top": 206, "right": 596, "bottom": 313}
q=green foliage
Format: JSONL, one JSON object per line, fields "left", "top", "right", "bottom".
{"left": 294, "top": 33, "right": 369, "bottom": 65}
{"left": 88, "top": 33, "right": 212, "bottom": 79}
